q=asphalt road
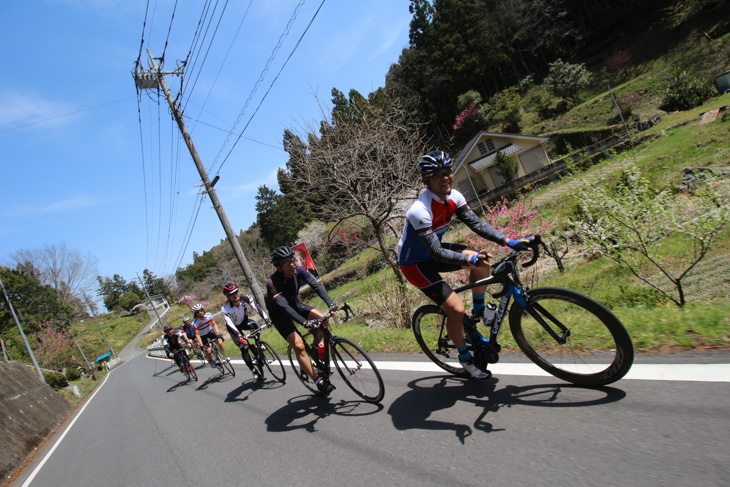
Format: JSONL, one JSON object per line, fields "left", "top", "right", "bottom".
{"left": 11, "top": 349, "right": 730, "bottom": 487}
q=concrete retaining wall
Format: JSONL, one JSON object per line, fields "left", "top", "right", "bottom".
{"left": 0, "top": 361, "right": 72, "bottom": 480}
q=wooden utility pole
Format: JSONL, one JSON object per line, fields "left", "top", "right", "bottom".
{"left": 135, "top": 49, "right": 266, "bottom": 309}
{"left": 137, "top": 272, "right": 164, "bottom": 330}
{"left": 0, "top": 277, "right": 45, "bottom": 382}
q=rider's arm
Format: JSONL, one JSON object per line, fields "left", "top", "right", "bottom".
{"left": 301, "top": 269, "right": 335, "bottom": 308}
{"left": 243, "top": 294, "right": 269, "bottom": 322}
{"left": 454, "top": 205, "right": 508, "bottom": 245}
{"left": 272, "top": 293, "right": 309, "bottom": 325}
{"left": 417, "top": 229, "right": 472, "bottom": 266}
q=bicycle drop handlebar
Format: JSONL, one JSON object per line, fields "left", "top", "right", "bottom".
{"left": 303, "top": 302, "right": 353, "bottom": 330}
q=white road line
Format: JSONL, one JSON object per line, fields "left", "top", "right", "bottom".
{"left": 148, "top": 355, "right": 730, "bottom": 382}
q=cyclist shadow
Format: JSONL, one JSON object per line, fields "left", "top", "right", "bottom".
{"left": 388, "top": 375, "right": 627, "bottom": 444}
{"left": 265, "top": 394, "right": 383, "bottom": 433}
{"left": 225, "top": 378, "right": 285, "bottom": 403}
{"left": 195, "top": 371, "right": 236, "bottom": 391}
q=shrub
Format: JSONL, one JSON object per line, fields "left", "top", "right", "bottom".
{"left": 606, "top": 50, "right": 632, "bottom": 77}
{"left": 660, "top": 68, "right": 715, "bottom": 112}
{"left": 617, "top": 93, "right": 641, "bottom": 118}
{"left": 544, "top": 59, "right": 593, "bottom": 106}
{"left": 65, "top": 368, "right": 82, "bottom": 381}
{"left": 43, "top": 370, "right": 68, "bottom": 389}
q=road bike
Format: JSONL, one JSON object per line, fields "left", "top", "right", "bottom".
{"left": 242, "top": 322, "right": 286, "bottom": 383}
{"left": 204, "top": 335, "right": 236, "bottom": 377}
{"left": 174, "top": 349, "right": 198, "bottom": 382}
{"left": 190, "top": 340, "right": 207, "bottom": 365}
{"left": 287, "top": 303, "right": 385, "bottom": 403}
{"left": 412, "top": 235, "right": 634, "bottom": 386}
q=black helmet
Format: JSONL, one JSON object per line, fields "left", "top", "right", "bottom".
{"left": 223, "top": 281, "right": 238, "bottom": 296}
{"left": 162, "top": 324, "right": 172, "bottom": 331}
{"left": 270, "top": 246, "right": 294, "bottom": 265}
{"left": 418, "top": 150, "right": 452, "bottom": 176}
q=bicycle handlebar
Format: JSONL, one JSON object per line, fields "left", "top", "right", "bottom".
{"left": 305, "top": 302, "right": 353, "bottom": 330}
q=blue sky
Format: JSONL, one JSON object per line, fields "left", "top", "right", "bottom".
{"left": 0, "top": 1, "right": 412, "bottom": 286}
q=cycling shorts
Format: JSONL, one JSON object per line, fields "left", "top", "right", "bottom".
{"left": 400, "top": 243, "right": 470, "bottom": 305}
{"left": 271, "top": 303, "right": 314, "bottom": 340}
{"left": 200, "top": 330, "right": 221, "bottom": 346}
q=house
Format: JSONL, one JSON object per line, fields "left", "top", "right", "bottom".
{"left": 452, "top": 131, "right": 551, "bottom": 207}
{"left": 140, "top": 294, "right": 170, "bottom": 314}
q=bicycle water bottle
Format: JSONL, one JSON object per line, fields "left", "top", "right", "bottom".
{"left": 484, "top": 301, "right": 497, "bottom": 326}
{"left": 318, "top": 342, "right": 325, "bottom": 361}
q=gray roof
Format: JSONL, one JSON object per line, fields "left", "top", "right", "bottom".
{"left": 469, "top": 144, "right": 522, "bottom": 170}
{"left": 453, "top": 131, "right": 548, "bottom": 172}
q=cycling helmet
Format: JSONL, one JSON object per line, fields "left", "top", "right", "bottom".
{"left": 191, "top": 303, "right": 204, "bottom": 313}
{"left": 418, "top": 150, "right": 452, "bottom": 176}
{"left": 223, "top": 281, "right": 238, "bottom": 296}
{"left": 162, "top": 324, "right": 172, "bottom": 331}
{"left": 182, "top": 316, "right": 192, "bottom": 325}
{"left": 270, "top": 246, "right": 294, "bottom": 265}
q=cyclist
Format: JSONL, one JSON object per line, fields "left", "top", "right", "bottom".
{"left": 221, "top": 281, "right": 269, "bottom": 381}
{"left": 162, "top": 324, "right": 192, "bottom": 372}
{"left": 181, "top": 316, "right": 203, "bottom": 361}
{"left": 265, "top": 246, "right": 338, "bottom": 396}
{"left": 397, "top": 150, "right": 532, "bottom": 379}
{"left": 191, "top": 303, "right": 228, "bottom": 368}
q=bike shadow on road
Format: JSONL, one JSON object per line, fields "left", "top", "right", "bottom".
{"left": 225, "top": 377, "right": 286, "bottom": 403}
{"left": 265, "top": 394, "right": 383, "bottom": 433}
{"left": 388, "top": 375, "right": 627, "bottom": 444}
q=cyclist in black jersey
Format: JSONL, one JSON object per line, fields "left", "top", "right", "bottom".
{"left": 162, "top": 324, "right": 192, "bottom": 371}
{"left": 265, "top": 246, "right": 338, "bottom": 395}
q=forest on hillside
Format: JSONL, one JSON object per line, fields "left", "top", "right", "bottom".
{"left": 173, "top": 0, "right": 730, "bottom": 301}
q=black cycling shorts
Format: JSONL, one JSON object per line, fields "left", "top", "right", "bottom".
{"left": 400, "top": 243, "right": 472, "bottom": 305}
{"left": 271, "top": 303, "right": 314, "bottom": 340}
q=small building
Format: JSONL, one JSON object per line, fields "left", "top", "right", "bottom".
{"left": 714, "top": 70, "right": 730, "bottom": 94}
{"left": 452, "top": 132, "right": 551, "bottom": 207}
{"left": 140, "top": 294, "right": 170, "bottom": 314}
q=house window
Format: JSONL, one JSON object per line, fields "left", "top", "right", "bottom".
{"left": 485, "top": 138, "right": 496, "bottom": 152}
{"left": 477, "top": 142, "right": 488, "bottom": 156}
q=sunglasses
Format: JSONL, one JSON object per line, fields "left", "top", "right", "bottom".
{"left": 278, "top": 258, "right": 297, "bottom": 267}
{"left": 429, "top": 168, "right": 452, "bottom": 178}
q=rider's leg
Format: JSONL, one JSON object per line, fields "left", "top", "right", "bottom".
{"left": 286, "top": 331, "right": 319, "bottom": 381}
{"left": 463, "top": 249, "right": 490, "bottom": 317}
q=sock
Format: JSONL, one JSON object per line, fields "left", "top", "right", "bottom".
{"left": 456, "top": 345, "right": 472, "bottom": 362}
{"left": 472, "top": 294, "right": 485, "bottom": 315}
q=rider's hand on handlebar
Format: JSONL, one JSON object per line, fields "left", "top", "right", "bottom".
{"left": 507, "top": 237, "right": 533, "bottom": 252}
{"left": 328, "top": 304, "right": 340, "bottom": 313}
{"left": 303, "top": 319, "right": 319, "bottom": 329}
{"left": 468, "top": 250, "right": 490, "bottom": 267}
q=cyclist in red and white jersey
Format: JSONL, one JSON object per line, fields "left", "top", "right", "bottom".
{"left": 191, "top": 303, "right": 228, "bottom": 367}
{"left": 221, "top": 281, "right": 270, "bottom": 381}
{"left": 397, "top": 150, "right": 532, "bottom": 378}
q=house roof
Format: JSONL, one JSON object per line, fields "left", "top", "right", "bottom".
{"left": 469, "top": 143, "right": 522, "bottom": 170}
{"left": 453, "top": 131, "right": 548, "bottom": 173}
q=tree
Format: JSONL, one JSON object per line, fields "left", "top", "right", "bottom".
{"left": 493, "top": 150, "right": 519, "bottom": 184}
{"left": 118, "top": 292, "right": 142, "bottom": 311}
{"left": 33, "top": 319, "right": 74, "bottom": 369}
{"left": 282, "top": 98, "right": 427, "bottom": 327}
{"left": 0, "top": 267, "right": 74, "bottom": 361}
{"left": 10, "top": 243, "right": 99, "bottom": 315}
{"left": 96, "top": 274, "right": 142, "bottom": 311}
{"left": 660, "top": 68, "right": 715, "bottom": 112}
{"left": 488, "top": 86, "right": 522, "bottom": 132}
{"left": 568, "top": 164, "right": 730, "bottom": 307}
{"left": 543, "top": 58, "right": 592, "bottom": 106}
{"left": 142, "top": 269, "right": 171, "bottom": 297}
{"left": 255, "top": 185, "right": 306, "bottom": 249}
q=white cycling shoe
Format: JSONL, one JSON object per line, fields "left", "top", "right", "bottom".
{"left": 459, "top": 359, "right": 490, "bottom": 379}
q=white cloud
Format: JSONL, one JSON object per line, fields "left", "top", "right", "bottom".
{"left": 0, "top": 89, "right": 76, "bottom": 130}
{"left": 7, "top": 196, "right": 104, "bottom": 217}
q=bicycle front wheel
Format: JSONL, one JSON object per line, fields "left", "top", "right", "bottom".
{"left": 287, "top": 344, "right": 319, "bottom": 394}
{"left": 331, "top": 337, "right": 385, "bottom": 403}
{"left": 259, "top": 340, "right": 286, "bottom": 383}
{"left": 509, "top": 287, "right": 634, "bottom": 386}
{"left": 180, "top": 354, "right": 197, "bottom": 382}
{"left": 412, "top": 305, "right": 469, "bottom": 378}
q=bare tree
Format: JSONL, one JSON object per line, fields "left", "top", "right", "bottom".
{"left": 284, "top": 103, "right": 428, "bottom": 327}
{"left": 10, "top": 243, "right": 99, "bottom": 312}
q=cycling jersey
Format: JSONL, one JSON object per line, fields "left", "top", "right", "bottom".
{"left": 397, "top": 188, "right": 506, "bottom": 266}
{"left": 221, "top": 294, "right": 268, "bottom": 336}
{"left": 192, "top": 312, "right": 215, "bottom": 336}
{"left": 265, "top": 266, "right": 333, "bottom": 325}
{"left": 181, "top": 324, "right": 196, "bottom": 340}
{"left": 163, "top": 330, "right": 186, "bottom": 354}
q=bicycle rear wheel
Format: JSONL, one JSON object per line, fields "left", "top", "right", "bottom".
{"left": 287, "top": 344, "right": 319, "bottom": 394}
{"left": 180, "top": 354, "right": 191, "bottom": 380}
{"left": 510, "top": 287, "right": 634, "bottom": 386}
{"left": 331, "top": 337, "right": 385, "bottom": 403}
{"left": 180, "top": 354, "right": 197, "bottom": 382}
{"left": 259, "top": 340, "right": 286, "bottom": 383}
{"left": 412, "top": 305, "right": 470, "bottom": 378}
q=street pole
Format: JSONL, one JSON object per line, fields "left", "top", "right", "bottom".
{"left": 608, "top": 84, "right": 634, "bottom": 145}
{"left": 84, "top": 294, "right": 117, "bottom": 359}
{"left": 137, "top": 49, "right": 266, "bottom": 309}
{"left": 0, "top": 277, "right": 45, "bottom": 382}
{"left": 137, "top": 272, "right": 164, "bottom": 330}
{"left": 69, "top": 329, "right": 91, "bottom": 369}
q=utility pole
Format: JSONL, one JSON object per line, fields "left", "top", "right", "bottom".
{"left": 0, "top": 277, "right": 45, "bottom": 382}
{"left": 134, "top": 49, "right": 266, "bottom": 309}
{"left": 608, "top": 84, "right": 634, "bottom": 145}
{"left": 84, "top": 294, "right": 117, "bottom": 360}
{"left": 69, "top": 329, "right": 91, "bottom": 369}
{"left": 137, "top": 272, "right": 164, "bottom": 330}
